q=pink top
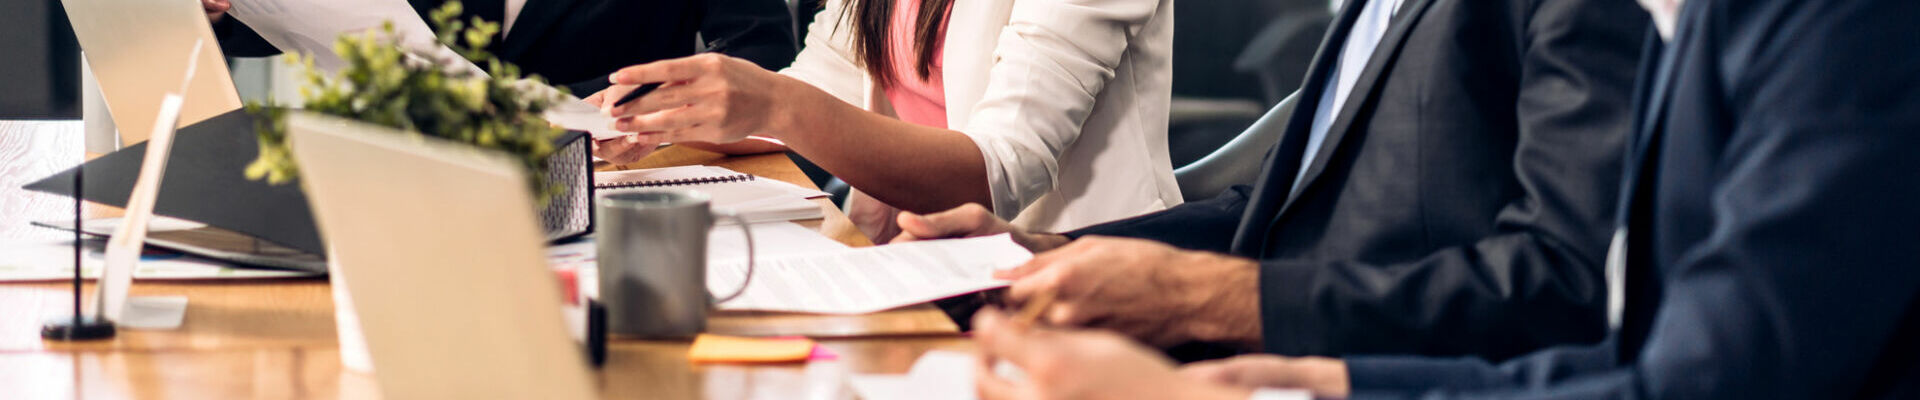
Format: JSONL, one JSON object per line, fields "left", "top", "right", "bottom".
{"left": 881, "top": 0, "right": 951, "bottom": 128}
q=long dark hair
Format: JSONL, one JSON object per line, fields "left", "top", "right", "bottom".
{"left": 839, "top": 0, "right": 953, "bottom": 87}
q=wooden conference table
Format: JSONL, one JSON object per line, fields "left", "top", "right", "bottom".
{"left": 0, "top": 146, "right": 976, "bottom": 399}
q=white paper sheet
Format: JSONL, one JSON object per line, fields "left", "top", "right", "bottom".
{"left": 225, "top": 0, "right": 482, "bottom": 75}
{"left": 708, "top": 234, "right": 1032, "bottom": 314}
{"left": 542, "top": 98, "right": 625, "bottom": 140}
{"left": 119, "top": 296, "right": 190, "bottom": 330}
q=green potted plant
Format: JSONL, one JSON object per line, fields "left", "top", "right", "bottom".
{"left": 244, "top": 2, "right": 568, "bottom": 201}
{"left": 239, "top": 3, "right": 580, "bottom": 374}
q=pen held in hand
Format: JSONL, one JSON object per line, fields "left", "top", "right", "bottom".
{"left": 1013, "top": 291, "right": 1057, "bottom": 328}
{"left": 609, "top": 36, "right": 736, "bottom": 109}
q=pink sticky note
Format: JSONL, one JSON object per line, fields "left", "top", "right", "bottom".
{"left": 808, "top": 344, "right": 840, "bottom": 361}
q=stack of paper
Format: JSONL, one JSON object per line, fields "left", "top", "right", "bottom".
{"left": 595, "top": 166, "right": 830, "bottom": 223}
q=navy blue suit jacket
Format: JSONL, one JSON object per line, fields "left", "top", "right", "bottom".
{"left": 1341, "top": 0, "right": 1920, "bottom": 398}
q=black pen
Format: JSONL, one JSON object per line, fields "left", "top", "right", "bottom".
{"left": 610, "top": 37, "right": 736, "bottom": 108}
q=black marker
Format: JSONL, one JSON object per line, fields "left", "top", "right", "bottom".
{"left": 610, "top": 36, "right": 736, "bottom": 108}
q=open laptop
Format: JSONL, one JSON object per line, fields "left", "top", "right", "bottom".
{"left": 286, "top": 111, "right": 594, "bottom": 399}
{"left": 58, "top": 0, "right": 243, "bottom": 145}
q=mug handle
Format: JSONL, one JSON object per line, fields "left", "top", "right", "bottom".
{"left": 710, "top": 210, "right": 755, "bottom": 304}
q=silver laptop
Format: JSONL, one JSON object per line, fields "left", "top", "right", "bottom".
{"left": 287, "top": 112, "right": 594, "bottom": 399}
{"left": 59, "top": 0, "right": 243, "bottom": 145}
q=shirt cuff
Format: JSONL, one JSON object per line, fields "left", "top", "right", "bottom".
{"left": 1248, "top": 388, "right": 1312, "bottom": 400}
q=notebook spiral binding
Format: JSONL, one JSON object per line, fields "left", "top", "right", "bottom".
{"left": 594, "top": 174, "right": 755, "bottom": 189}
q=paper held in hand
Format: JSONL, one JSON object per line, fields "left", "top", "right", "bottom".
{"left": 223, "top": 0, "right": 483, "bottom": 76}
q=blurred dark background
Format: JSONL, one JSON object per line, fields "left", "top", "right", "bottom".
{"left": 0, "top": 0, "right": 83, "bottom": 119}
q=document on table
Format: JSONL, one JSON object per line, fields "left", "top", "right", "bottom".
{"left": 224, "top": 0, "right": 482, "bottom": 75}
{"left": 707, "top": 234, "right": 1033, "bottom": 314}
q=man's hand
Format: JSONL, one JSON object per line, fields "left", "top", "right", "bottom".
{"left": 203, "top": 0, "right": 231, "bottom": 21}
{"left": 1181, "top": 354, "right": 1350, "bottom": 398}
{"left": 972, "top": 309, "right": 1252, "bottom": 400}
{"left": 1001, "top": 236, "right": 1263, "bottom": 347}
{"left": 583, "top": 89, "right": 665, "bottom": 164}
{"left": 891, "top": 204, "right": 1072, "bottom": 252}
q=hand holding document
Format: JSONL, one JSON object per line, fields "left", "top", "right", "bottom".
{"left": 708, "top": 234, "right": 1034, "bottom": 314}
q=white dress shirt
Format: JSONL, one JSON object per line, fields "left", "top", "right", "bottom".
{"left": 504, "top": 0, "right": 527, "bottom": 36}
{"left": 1295, "top": 0, "right": 1401, "bottom": 192}
{"left": 1638, "top": 0, "right": 1683, "bottom": 40}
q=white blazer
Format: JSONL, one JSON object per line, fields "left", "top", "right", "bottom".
{"left": 780, "top": 0, "right": 1182, "bottom": 232}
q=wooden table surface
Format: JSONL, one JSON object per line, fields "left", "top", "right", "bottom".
{"left": 0, "top": 145, "right": 974, "bottom": 399}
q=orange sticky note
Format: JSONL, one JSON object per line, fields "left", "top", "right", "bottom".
{"left": 687, "top": 334, "right": 816, "bottom": 363}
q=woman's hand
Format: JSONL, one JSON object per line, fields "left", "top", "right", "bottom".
{"left": 582, "top": 89, "right": 665, "bottom": 165}
{"left": 602, "top": 54, "right": 795, "bottom": 144}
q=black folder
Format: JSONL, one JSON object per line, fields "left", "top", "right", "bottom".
{"left": 24, "top": 109, "right": 594, "bottom": 270}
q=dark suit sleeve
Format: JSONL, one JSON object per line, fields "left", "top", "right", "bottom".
{"left": 1061, "top": 185, "right": 1254, "bottom": 253}
{"left": 1255, "top": 0, "right": 1645, "bottom": 358}
{"left": 1336, "top": 0, "right": 1920, "bottom": 398}
{"left": 209, "top": 17, "right": 286, "bottom": 58}
{"left": 701, "top": 0, "right": 798, "bottom": 71}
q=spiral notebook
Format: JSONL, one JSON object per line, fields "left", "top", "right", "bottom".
{"left": 594, "top": 166, "right": 756, "bottom": 189}
{"left": 594, "top": 166, "right": 829, "bottom": 222}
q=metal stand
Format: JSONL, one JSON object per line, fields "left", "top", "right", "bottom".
{"left": 43, "top": 135, "right": 115, "bottom": 341}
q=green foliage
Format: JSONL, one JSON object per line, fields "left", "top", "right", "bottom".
{"left": 244, "top": 1, "right": 567, "bottom": 201}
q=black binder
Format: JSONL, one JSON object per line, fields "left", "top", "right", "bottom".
{"left": 23, "top": 109, "right": 595, "bottom": 272}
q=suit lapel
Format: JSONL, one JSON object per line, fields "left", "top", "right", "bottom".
{"left": 1613, "top": 0, "right": 1710, "bottom": 361}
{"left": 1617, "top": 1, "right": 1700, "bottom": 228}
{"left": 1272, "top": 0, "right": 1436, "bottom": 217}
{"left": 494, "top": 0, "right": 582, "bottom": 60}
{"left": 1227, "top": 0, "right": 1370, "bottom": 256}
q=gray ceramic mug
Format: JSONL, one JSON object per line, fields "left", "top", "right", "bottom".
{"left": 594, "top": 189, "right": 754, "bottom": 338}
